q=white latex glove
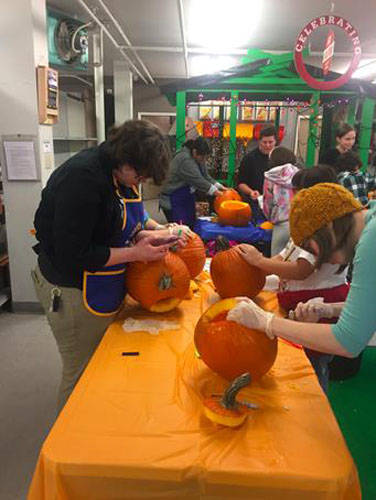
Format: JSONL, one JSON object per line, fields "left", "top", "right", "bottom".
{"left": 227, "top": 299, "right": 275, "bottom": 339}
{"left": 291, "top": 297, "right": 334, "bottom": 323}
{"left": 215, "top": 182, "right": 227, "bottom": 191}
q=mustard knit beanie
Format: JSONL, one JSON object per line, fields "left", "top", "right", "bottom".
{"left": 290, "top": 183, "right": 362, "bottom": 246}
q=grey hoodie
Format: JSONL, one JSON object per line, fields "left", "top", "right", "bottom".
{"left": 159, "top": 147, "right": 218, "bottom": 210}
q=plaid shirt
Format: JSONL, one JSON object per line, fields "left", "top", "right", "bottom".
{"left": 338, "top": 171, "right": 376, "bottom": 205}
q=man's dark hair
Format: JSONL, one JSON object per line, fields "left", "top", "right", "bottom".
{"left": 259, "top": 125, "right": 278, "bottom": 141}
{"left": 184, "top": 136, "right": 211, "bottom": 155}
{"left": 336, "top": 151, "right": 362, "bottom": 174}
{"left": 107, "top": 119, "right": 171, "bottom": 185}
{"left": 292, "top": 164, "right": 338, "bottom": 190}
{"left": 269, "top": 146, "right": 296, "bottom": 168}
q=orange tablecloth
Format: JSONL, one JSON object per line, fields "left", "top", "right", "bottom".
{"left": 28, "top": 280, "right": 361, "bottom": 499}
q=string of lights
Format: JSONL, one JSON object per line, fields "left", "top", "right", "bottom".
{"left": 187, "top": 96, "right": 357, "bottom": 113}
{"left": 175, "top": 94, "right": 375, "bottom": 180}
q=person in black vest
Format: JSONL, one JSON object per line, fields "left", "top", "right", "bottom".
{"left": 320, "top": 123, "right": 356, "bottom": 167}
{"left": 237, "top": 126, "right": 277, "bottom": 221}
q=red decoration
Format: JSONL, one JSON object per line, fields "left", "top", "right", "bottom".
{"left": 202, "top": 120, "right": 220, "bottom": 138}
{"left": 253, "top": 123, "right": 263, "bottom": 140}
{"left": 294, "top": 15, "right": 361, "bottom": 90}
{"left": 278, "top": 125, "right": 285, "bottom": 142}
{"left": 322, "top": 29, "right": 335, "bottom": 76}
{"left": 254, "top": 123, "right": 284, "bottom": 142}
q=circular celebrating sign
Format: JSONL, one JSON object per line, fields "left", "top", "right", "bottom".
{"left": 294, "top": 15, "right": 362, "bottom": 90}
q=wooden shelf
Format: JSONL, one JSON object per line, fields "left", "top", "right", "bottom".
{"left": 53, "top": 137, "right": 98, "bottom": 141}
{"left": 0, "top": 287, "right": 10, "bottom": 307}
{"left": 0, "top": 254, "right": 9, "bottom": 267}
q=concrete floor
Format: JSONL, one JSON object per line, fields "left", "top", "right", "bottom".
{"left": 0, "top": 311, "right": 60, "bottom": 500}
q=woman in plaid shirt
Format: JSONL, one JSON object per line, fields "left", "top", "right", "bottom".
{"left": 336, "top": 151, "right": 376, "bottom": 205}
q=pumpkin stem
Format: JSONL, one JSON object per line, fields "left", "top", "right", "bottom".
{"left": 221, "top": 372, "right": 251, "bottom": 409}
{"left": 215, "top": 235, "right": 230, "bottom": 253}
{"left": 158, "top": 273, "right": 173, "bottom": 291}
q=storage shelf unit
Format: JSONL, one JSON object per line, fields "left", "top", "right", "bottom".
{"left": 53, "top": 137, "right": 98, "bottom": 141}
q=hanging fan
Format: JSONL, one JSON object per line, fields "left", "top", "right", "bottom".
{"left": 54, "top": 18, "right": 88, "bottom": 64}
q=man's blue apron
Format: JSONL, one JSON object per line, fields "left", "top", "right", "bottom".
{"left": 169, "top": 185, "right": 196, "bottom": 228}
{"left": 83, "top": 185, "right": 144, "bottom": 316}
{"left": 168, "top": 158, "right": 209, "bottom": 228}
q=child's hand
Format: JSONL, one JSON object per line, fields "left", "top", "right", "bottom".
{"left": 292, "top": 298, "right": 334, "bottom": 323}
{"left": 236, "top": 244, "right": 264, "bottom": 267}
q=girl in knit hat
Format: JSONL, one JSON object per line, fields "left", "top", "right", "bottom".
{"left": 228, "top": 183, "right": 374, "bottom": 376}
{"left": 234, "top": 166, "right": 346, "bottom": 392}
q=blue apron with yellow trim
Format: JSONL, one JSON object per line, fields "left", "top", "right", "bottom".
{"left": 169, "top": 161, "right": 209, "bottom": 228}
{"left": 83, "top": 186, "right": 144, "bottom": 316}
{"left": 169, "top": 185, "right": 196, "bottom": 228}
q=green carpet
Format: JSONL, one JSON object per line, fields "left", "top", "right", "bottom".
{"left": 328, "top": 347, "right": 376, "bottom": 500}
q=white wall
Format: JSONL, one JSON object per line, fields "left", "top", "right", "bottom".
{"left": 0, "top": 0, "right": 54, "bottom": 310}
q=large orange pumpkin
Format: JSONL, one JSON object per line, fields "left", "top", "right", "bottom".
{"left": 214, "top": 188, "right": 241, "bottom": 214}
{"left": 172, "top": 232, "right": 206, "bottom": 279}
{"left": 217, "top": 200, "right": 251, "bottom": 226}
{"left": 126, "top": 252, "right": 190, "bottom": 312}
{"left": 194, "top": 298, "right": 278, "bottom": 381}
{"left": 210, "top": 245, "right": 265, "bottom": 298}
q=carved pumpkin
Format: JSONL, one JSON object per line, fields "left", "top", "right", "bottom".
{"left": 172, "top": 232, "right": 206, "bottom": 279}
{"left": 214, "top": 188, "right": 241, "bottom": 214}
{"left": 194, "top": 299, "right": 278, "bottom": 381}
{"left": 203, "top": 373, "right": 251, "bottom": 427}
{"left": 217, "top": 200, "right": 251, "bottom": 226}
{"left": 126, "top": 252, "right": 190, "bottom": 312}
{"left": 210, "top": 242, "right": 265, "bottom": 298}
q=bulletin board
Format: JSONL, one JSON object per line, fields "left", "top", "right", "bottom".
{"left": 0, "top": 135, "right": 40, "bottom": 181}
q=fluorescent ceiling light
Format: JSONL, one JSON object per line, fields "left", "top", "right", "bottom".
{"left": 188, "top": 0, "right": 262, "bottom": 49}
{"left": 352, "top": 59, "right": 376, "bottom": 79}
{"left": 190, "top": 55, "right": 237, "bottom": 76}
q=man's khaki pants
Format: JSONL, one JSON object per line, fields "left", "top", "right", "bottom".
{"left": 31, "top": 265, "right": 116, "bottom": 413}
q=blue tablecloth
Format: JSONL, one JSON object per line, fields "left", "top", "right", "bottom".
{"left": 194, "top": 218, "right": 272, "bottom": 244}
